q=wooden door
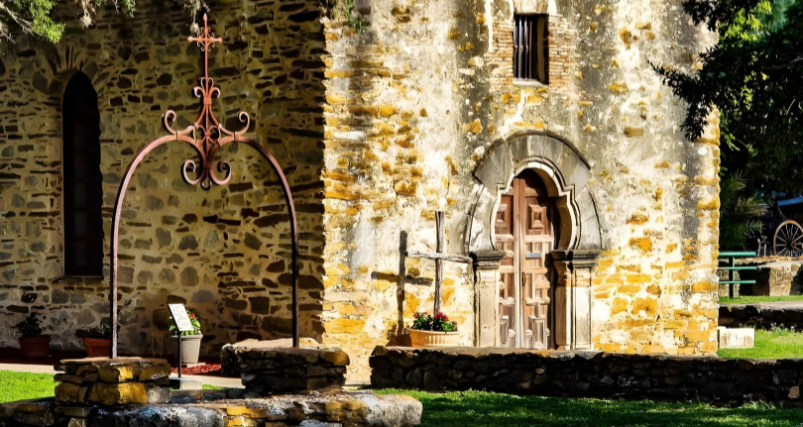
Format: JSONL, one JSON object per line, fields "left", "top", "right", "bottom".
{"left": 495, "top": 170, "right": 555, "bottom": 349}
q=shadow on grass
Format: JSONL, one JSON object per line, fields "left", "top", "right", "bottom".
{"left": 376, "top": 389, "right": 803, "bottom": 427}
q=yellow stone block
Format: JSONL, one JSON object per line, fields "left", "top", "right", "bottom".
{"left": 700, "top": 341, "right": 718, "bottom": 352}
{"left": 692, "top": 281, "right": 717, "bottom": 292}
{"left": 324, "top": 318, "right": 366, "bottom": 335}
{"left": 98, "top": 365, "right": 136, "bottom": 383}
{"left": 610, "top": 297, "right": 628, "bottom": 315}
{"left": 631, "top": 297, "right": 657, "bottom": 316}
{"left": 624, "top": 127, "right": 644, "bottom": 137}
{"left": 379, "top": 105, "right": 397, "bottom": 117}
{"left": 617, "top": 285, "right": 641, "bottom": 294}
{"left": 609, "top": 81, "right": 629, "bottom": 92}
{"left": 343, "top": 400, "right": 364, "bottom": 410}
{"left": 463, "top": 120, "right": 482, "bottom": 134}
{"left": 629, "top": 238, "right": 652, "bottom": 252}
{"left": 88, "top": 382, "right": 148, "bottom": 406}
{"left": 643, "top": 345, "right": 664, "bottom": 354}
{"left": 685, "top": 330, "right": 711, "bottom": 342}
{"left": 626, "top": 273, "right": 651, "bottom": 284}
{"left": 322, "top": 351, "right": 350, "bottom": 366}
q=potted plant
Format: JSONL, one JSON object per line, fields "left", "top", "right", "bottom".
{"left": 77, "top": 319, "right": 112, "bottom": 357}
{"left": 13, "top": 313, "right": 50, "bottom": 357}
{"left": 169, "top": 309, "right": 203, "bottom": 364}
{"left": 409, "top": 312, "right": 460, "bottom": 347}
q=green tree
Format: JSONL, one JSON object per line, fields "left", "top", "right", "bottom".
{"left": 0, "top": 0, "right": 206, "bottom": 43}
{"left": 719, "top": 173, "right": 769, "bottom": 249}
{"left": 654, "top": 0, "right": 803, "bottom": 191}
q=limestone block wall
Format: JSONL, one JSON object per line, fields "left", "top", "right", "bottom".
{"left": 0, "top": 0, "right": 326, "bottom": 355}
{"left": 321, "top": 0, "right": 720, "bottom": 380}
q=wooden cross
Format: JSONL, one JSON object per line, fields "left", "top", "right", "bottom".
{"left": 407, "top": 211, "right": 472, "bottom": 314}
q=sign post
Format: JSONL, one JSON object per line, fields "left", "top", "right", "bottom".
{"left": 168, "top": 304, "right": 194, "bottom": 378}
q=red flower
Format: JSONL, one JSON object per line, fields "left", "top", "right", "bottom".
{"left": 413, "top": 312, "right": 420, "bottom": 318}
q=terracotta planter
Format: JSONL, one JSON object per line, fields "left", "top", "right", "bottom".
{"left": 83, "top": 337, "right": 111, "bottom": 358}
{"left": 170, "top": 334, "right": 203, "bottom": 364}
{"left": 409, "top": 330, "right": 460, "bottom": 347}
{"left": 18, "top": 335, "right": 51, "bottom": 358}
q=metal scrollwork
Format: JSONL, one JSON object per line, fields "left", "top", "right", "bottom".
{"left": 108, "top": 14, "right": 301, "bottom": 358}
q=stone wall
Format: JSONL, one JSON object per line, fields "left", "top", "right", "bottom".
{"left": 219, "top": 341, "right": 350, "bottom": 394}
{"left": 720, "top": 303, "right": 803, "bottom": 330}
{"left": 0, "top": 0, "right": 326, "bottom": 356}
{"left": 371, "top": 346, "right": 803, "bottom": 407}
{"left": 320, "top": 0, "right": 720, "bottom": 380}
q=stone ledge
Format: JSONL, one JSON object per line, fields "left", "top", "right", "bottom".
{"left": 1, "top": 392, "right": 422, "bottom": 427}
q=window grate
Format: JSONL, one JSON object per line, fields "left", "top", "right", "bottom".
{"left": 513, "top": 14, "right": 549, "bottom": 84}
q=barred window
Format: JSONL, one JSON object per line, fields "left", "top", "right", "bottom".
{"left": 513, "top": 14, "right": 549, "bottom": 84}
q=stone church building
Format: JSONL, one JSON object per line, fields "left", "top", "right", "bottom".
{"left": 0, "top": 0, "right": 719, "bottom": 379}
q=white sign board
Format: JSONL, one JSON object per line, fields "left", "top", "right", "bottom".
{"left": 168, "top": 304, "right": 194, "bottom": 333}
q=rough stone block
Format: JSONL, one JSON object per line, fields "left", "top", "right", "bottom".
{"left": 55, "top": 383, "right": 90, "bottom": 405}
{"left": 717, "top": 327, "right": 755, "bottom": 349}
{"left": 56, "top": 357, "right": 170, "bottom": 383}
{"left": 87, "top": 382, "right": 148, "bottom": 406}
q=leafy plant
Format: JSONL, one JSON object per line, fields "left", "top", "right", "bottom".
{"left": 719, "top": 172, "right": 769, "bottom": 249}
{"left": 94, "top": 320, "right": 112, "bottom": 339}
{"left": 654, "top": 0, "right": 803, "bottom": 191}
{"left": 325, "top": 0, "right": 369, "bottom": 32}
{"left": 169, "top": 309, "right": 202, "bottom": 336}
{"left": 411, "top": 312, "right": 458, "bottom": 332}
{"left": 13, "top": 313, "right": 43, "bottom": 338}
{"left": 0, "top": 0, "right": 207, "bottom": 42}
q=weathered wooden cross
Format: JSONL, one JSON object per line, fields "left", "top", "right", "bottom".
{"left": 407, "top": 211, "right": 472, "bottom": 314}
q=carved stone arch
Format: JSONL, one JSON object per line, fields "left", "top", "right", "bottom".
{"left": 469, "top": 131, "right": 601, "bottom": 255}
{"left": 468, "top": 131, "right": 603, "bottom": 350}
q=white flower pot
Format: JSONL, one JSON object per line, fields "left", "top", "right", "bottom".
{"left": 170, "top": 334, "right": 203, "bottom": 364}
{"left": 409, "top": 329, "right": 460, "bottom": 347}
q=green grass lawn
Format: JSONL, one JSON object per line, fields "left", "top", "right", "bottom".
{"left": 718, "top": 328, "right": 803, "bottom": 359}
{"left": 0, "top": 371, "right": 56, "bottom": 403}
{"left": 375, "top": 389, "right": 803, "bottom": 427}
{"left": 719, "top": 295, "right": 803, "bottom": 305}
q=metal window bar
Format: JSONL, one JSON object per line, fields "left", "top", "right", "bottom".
{"left": 513, "top": 15, "right": 548, "bottom": 83}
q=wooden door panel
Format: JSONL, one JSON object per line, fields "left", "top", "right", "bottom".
{"left": 495, "top": 169, "right": 555, "bottom": 349}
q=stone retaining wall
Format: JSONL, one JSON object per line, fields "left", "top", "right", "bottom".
{"left": 371, "top": 346, "right": 803, "bottom": 406}
{"left": 720, "top": 303, "right": 803, "bottom": 330}
{"left": 220, "top": 341, "right": 350, "bottom": 395}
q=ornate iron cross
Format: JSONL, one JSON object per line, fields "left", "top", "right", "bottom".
{"left": 407, "top": 211, "right": 471, "bottom": 314}
{"left": 108, "top": 14, "right": 301, "bottom": 357}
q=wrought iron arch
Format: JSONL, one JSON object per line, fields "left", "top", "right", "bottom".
{"left": 108, "top": 15, "right": 300, "bottom": 356}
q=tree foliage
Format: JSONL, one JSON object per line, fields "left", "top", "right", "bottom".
{"left": 719, "top": 173, "right": 769, "bottom": 249}
{"left": 654, "top": 0, "right": 803, "bottom": 191}
{"left": 0, "top": 0, "right": 206, "bottom": 43}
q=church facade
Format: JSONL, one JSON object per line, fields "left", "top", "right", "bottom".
{"left": 0, "top": 0, "right": 719, "bottom": 380}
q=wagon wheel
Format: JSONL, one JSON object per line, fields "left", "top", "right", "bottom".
{"left": 774, "top": 220, "right": 803, "bottom": 257}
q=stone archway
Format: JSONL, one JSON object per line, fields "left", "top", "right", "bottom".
{"left": 468, "top": 131, "right": 602, "bottom": 350}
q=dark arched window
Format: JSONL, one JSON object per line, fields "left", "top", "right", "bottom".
{"left": 63, "top": 72, "right": 104, "bottom": 276}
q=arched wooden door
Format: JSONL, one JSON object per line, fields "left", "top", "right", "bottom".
{"left": 495, "top": 169, "right": 557, "bottom": 349}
